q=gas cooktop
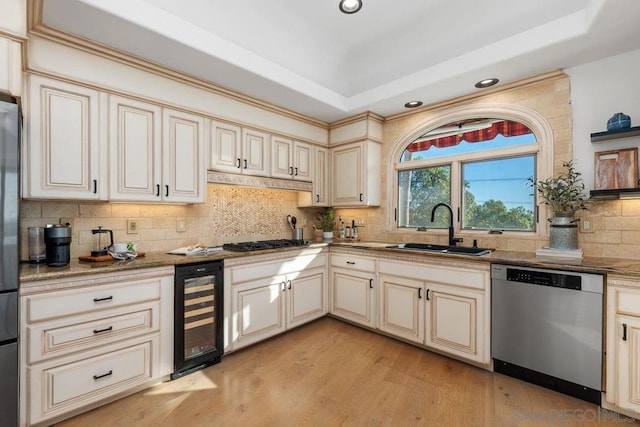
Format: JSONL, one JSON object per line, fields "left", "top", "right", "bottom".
{"left": 222, "top": 239, "right": 309, "bottom": 252}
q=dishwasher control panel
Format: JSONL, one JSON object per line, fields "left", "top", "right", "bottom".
{"left": 506, "top": 267, "right": 581, "bottom": 290}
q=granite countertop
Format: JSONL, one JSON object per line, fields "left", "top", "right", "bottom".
{"left": 20, "top": 241, "right": 640, "bottom": 284}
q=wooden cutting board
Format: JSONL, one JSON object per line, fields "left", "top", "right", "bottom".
{"left": 79, "top": 252, "right": 145, "bottom": 262}
{"left": 595, "top": 148, "right": 639, "bottom": 190}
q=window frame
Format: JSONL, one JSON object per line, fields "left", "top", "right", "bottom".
{"left": 387, "top": 104, "right": 554, "bottom": 238}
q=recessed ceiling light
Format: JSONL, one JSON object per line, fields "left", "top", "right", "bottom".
{"left": 339, "top": 0, "right": 363, "bottom": 14}
{"left": 475, "top": 78, "right": 499, "bottom": 88}
{"left": 404, "top": 100, "right": 423, "bottom": 108}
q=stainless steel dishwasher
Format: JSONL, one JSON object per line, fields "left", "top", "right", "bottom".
{"left": 491, "top": 264, "right": 603, "bottom": 404}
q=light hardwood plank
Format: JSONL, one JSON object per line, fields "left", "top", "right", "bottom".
{"left": 56, "top": 318, "right": 638, "bottom": 427}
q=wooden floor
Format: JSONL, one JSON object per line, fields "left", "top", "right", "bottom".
{"left": 58, "top": 317, "right": 639, "bottom": 427}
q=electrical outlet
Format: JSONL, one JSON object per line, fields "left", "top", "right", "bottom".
{"left": 127, "top": 219, "right": 139, "bottom": 234}
{"left": 177, "top": 218, "right": 187, "bottom": 233}
{"left": 580, "top": 217, "right": 594, "bottom": 233}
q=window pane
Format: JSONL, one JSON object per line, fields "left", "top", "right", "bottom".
{"left": 462, "top": 156, "right": 535, "bottom": 231}
{"left": 398, "top": 165, "right": 451, "bottom": 228}
{"left": 401, "top": 119, "right": 536, "bottom": 162}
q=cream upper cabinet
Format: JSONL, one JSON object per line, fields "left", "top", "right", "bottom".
{"left": 331, "top": 140, "right": 380, "bottom": 207}
{"left": 605, "top": 276, "right": 640, "bottom": 418}
{"left": 109, "top": 97, "right": 205, "bottom": 202}
{"left": 24, "top": 75, "right": 104, "bottom": 200}
{"left": 162, "top": 108, "right": 205, "bottom": 203}
{"left": 109, "top": 95, "right": 162, "bottom": 201}
{"left": 271, "top": 136, "right": 312, "bottom": 181}
{"left": 209, "top": 122, "right": 269, "bottom": 177}
{"left": 0, "top": 36, "right": 21, "bottom": 96}
{"left": 297, "top": 145, "right": 330, "bottom": 207}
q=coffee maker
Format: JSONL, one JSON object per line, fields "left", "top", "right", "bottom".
{"left": 44, "top": 223, "right": 72, "bottom": 266}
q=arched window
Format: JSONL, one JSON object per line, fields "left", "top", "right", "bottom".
{"left": 390, "top": 105, "right": 552, "bottom": 235}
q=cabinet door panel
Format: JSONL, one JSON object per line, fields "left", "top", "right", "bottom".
{"left": 288, "top": 269, "right": 326, "bottom": 328}
{"left": 331, "top": 268, "right": 374, "bottom": 328}
{"left": 27, "top": 76, "right": 100, "bottom": 199}
{"left": 379, "top": 274, "right": 424, "bottom": 344}
{"left": 616, "top": 315, "right": 640, "bottom": 412}
{"left": 163, "top": 109, "right": 204, "bottom": 203}
{"left": 242, "top": 129, "right": 269, "bottom": 176}
{"left": 293, "top": 141, "right": 312, "bottom": 181}
{"left": 210, "top": 121, "right": 241, "bottom": 173}
{"left": 314, "top": 146, "right": 329, "bottom": 205}
{"left": 109, "top": 96, "right": 161, "bottom": 201}
{"left": 271, "top": 136, "right": 292, "bottom": 179}
{"left": 233, "top": 280, "right": 285, "bottom": 349}
{"left": 332, "top": 143, "right": 362, "bottom": 205}
{"left": 426, "top": 285, "right": 484, "bottom": 363}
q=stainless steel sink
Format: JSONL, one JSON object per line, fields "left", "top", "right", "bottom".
{"left": 386, "top": 243, "right": 491, "bottom": 256}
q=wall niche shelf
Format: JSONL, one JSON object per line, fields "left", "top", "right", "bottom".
{"left": 590, "top": 188, "right": 640, "bottom": 200}
{"left": 591, "top": 125, "right": 640, "bottom": 143}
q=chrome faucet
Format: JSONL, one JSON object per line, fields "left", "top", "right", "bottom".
{"left": 430, "top": 203, "right": 463, "bottom": 246}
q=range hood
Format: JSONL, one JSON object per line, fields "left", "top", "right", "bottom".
{"left": 207, "top": 171, "right": 313, "bottom": 192}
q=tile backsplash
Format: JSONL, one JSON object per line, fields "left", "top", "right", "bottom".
{"left": 19, "top": 184, "right": 320, "bottom": 260}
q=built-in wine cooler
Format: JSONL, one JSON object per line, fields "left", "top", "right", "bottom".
{"left": 172, "top": 260, "right": 224, "bottom": 379}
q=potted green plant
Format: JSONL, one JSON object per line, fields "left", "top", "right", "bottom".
{"left": 316, "top": 207, "right": 336, "bottom": 241}
{"left": 528, "top": 160, "right": 590, "bottom": 249}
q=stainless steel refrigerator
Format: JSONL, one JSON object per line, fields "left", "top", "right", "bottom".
{"left": 0, "top": 94, "right": 20, "bottom": 426}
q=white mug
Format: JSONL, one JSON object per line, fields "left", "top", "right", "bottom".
{"left": 111, "top": 243, "right": 128, "bottom": 253}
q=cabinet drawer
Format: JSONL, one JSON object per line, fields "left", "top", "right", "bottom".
{"left": 25, "top": 278, "right": 162, "bottom": 323}
{"left": 230, "top": 253, "right": 327, "bottom": 284}
{"left": 27, "top": 302, "right": 159, "bottom": 363}
{"left": 611, "top": 285, "right": 640, "bottom": 317}
{"left": 30, "top": 338, "right": 155, "bottom": 425}
{"left": 330, "top": 254, "right": 376, "bottom": 272}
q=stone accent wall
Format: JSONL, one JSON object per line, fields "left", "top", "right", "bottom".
{"left": 20, "top": 184, "right": 319, "bottom": 260}
{"left": 339, "top": 73, "right": 574, "bottom": 254}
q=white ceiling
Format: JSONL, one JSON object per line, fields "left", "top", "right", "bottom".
{"left": 41, "top": 0, "right": 640, "bottom": 122}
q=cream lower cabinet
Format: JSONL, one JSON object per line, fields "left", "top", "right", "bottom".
{"left": 329, "top": 253, "right": 377, "bottom": 328}
{"left": 378, "top": 258, "right": 489, "bottom": 366}
{"left": 0, "top": 36, "right": 21, "bottom": 96}
{"left": 20, "top": 267, "right": 174, "bottom": 426}
{"left": 605, "top": 275, "right": 640, "bottom": 418}
{"left": 227, "top": 250, "right": 327, "bottom": 351}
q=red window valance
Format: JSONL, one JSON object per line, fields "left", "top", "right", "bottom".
{"left": 405, "top": 120, "right": 532, "bottom": 153}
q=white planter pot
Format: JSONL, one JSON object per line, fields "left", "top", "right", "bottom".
{"left": 322, "top": 231, "right": 334, "bottom": 242}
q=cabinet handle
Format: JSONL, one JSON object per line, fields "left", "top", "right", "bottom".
{"left": 165, "top": 185, "right": 169, "bottom": 197}
{"left": 237, "top": 158, "right": 241, "bottom": 168}
{"left": 289, "top": 166, "right": 294, "bottom": 176}
{"left": 244, "top": 159, "right": 248, "bottom": 169}
{"left": 426, "top": 289, "right": 430, "bottom": 301}
{"left": 288, "top": 280, "right": 292, "bottom": 290}
{"left": 294, "top": 167, "right": 298, "bottom": 176}
{"left": 346, "top": 261, "right": 356, "bottom": 265}
{"left": 93, "top": 296, "right": 113, "bottom": 303}
{"left": 156, "top": 184, "right": 160, "bottom": 197}
{"left": 281, "top": 281, "right": 286, "bottom": 292}
{"left": 359, "top": 193, "right": 364, "bottom": 202}
{"left": 369, "top": 278, "right": 373, "bottom": 289}
{"left": 418, "top": 288, "right": 422, "bottom": 299}
{"left": 316, "top": 194, "right": 320, "bottom": 202}
{"left": 93, "top": 326, "right": 113, "bottom": 335}
{"left": 93, "top": 179, "right": 97, "bottom": 194}
{"left": 93, "top": 370, "right": 113, "bottom": 381}
{"left": 623, "top": 323, "right": 627, "bottom": 341}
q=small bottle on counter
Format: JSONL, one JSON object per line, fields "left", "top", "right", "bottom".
{"left": 345, "top": 225, "right": 351, "bottom": 239}
{"left": 352, "top": 225, "right": 358, "bottom": 240}
{"left": 339, "top": 222, "right": 345, "bottom": 239}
